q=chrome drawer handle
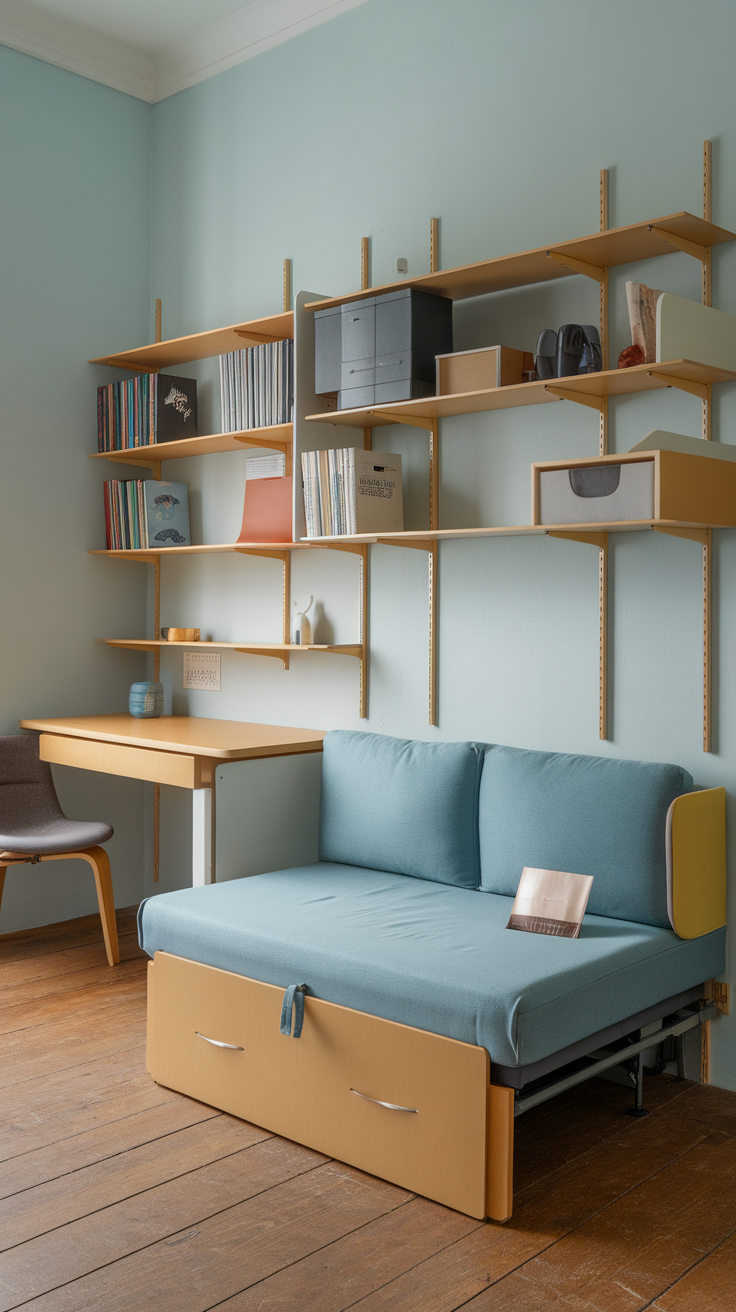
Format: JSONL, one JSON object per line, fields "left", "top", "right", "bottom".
{"left": 195, "top": 1031, "right": 244, "bottom": 1051}
{"left": 350, "top": 1088, "right": 417, "bottom": 1113}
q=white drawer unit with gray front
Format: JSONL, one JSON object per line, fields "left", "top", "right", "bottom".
{"left": 539, "top": 462, "right": 655, "bottom": 525}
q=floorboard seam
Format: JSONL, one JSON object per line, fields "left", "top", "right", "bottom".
{"left": 0, "top": 1131, "right": 281, "bottom": 1252}
{"left": 0, "top": 1108, "right": 230, "bottom": 1199}
{"left": 199, "top": 1194, "right": 420, "bottom": 1312}
{"left": 414, "top": 1130, "right": 718, "bottom": 1312}
{"left": 638, "top": 1220, "right": 736, "bottom": 1310}
{"left": 0, "top": 1159, "right": 336, "bottom": 1309}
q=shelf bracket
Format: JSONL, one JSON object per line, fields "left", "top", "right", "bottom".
{"left": 548, "top": 530, "right": 608, "bottom": 739}
{"left": 648, "top": 225, "right": 709, "bottom": 263}
{"left": 234, "top": 647, "right": 290, "bottom": 669}
{"left": 364, "top": 410, "right": 436, "bottom": 431}
{"left": 233, "top": 331, "right": 283, "bottom": 344}
{"left": 648, "top": 371, "right": 709, "bottom": 401}
{"left": 322, "top": 541, "right": 370, "bottom": 556}
{"left": 546, "top": 251, "right": 606, "bottom": 283}
{"left": 232, "top": 434, "right": 291, "bottom": 456}
{"left": 653, "top": 525, "right": 711, "bottom": 751}
{"left": 544, "top": 385, "right": 606, "bottom": 412}
{"left": 376, "top": 538, "right": 434, "bottom": 551}
{"left": 233, "top": 548, "right": 291, "bottom": 666}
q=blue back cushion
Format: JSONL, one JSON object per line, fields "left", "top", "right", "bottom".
{"left": 319, "top": 730, "right": 484, "bottom": 888}
{"left": 479, "top": 745, "right": 692, "bottom": 927}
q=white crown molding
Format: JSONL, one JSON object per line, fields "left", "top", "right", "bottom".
{"left": 0, "top": 0, "right": 154, "bottom": 100}
{"left": 152, "top": 0, "right": 369, "bottom": 102}
{"left": 0, "top": 0, "right": 370, "bottom": 103}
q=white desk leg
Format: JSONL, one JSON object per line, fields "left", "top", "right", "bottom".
{"left": 192, "top": 787, "right": 214, "bottom": 886}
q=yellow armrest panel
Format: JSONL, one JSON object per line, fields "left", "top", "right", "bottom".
{"left": 667, "top": 787, "right": 726, "bottom": 939}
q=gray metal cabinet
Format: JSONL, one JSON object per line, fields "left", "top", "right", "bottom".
{"left": 315, "top": 289, "right": 453, "bottom": 409}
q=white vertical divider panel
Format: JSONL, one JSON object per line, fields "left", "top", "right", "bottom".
{"left": 192, "top": 786, "right": 214, "bottom": 886}
{"left": 292, "top": 289, "right": 353, "bottom": 541}
{"left": 215, "top": 753, "right": 322, "bottom": 881}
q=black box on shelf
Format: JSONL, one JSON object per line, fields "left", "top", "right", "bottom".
{"left": 315, "top": 289, "right": 453, "bottom": 410}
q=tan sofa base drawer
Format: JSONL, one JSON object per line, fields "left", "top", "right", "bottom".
{"left": 147, "top": 951, "right": 504, "bottom": 1219}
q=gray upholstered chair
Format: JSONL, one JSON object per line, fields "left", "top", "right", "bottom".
{"left": 0, "top": 735, "right": 119, "bottom": 966}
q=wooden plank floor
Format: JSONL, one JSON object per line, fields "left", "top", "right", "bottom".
{"left": 2, "top": 910, "right": 736, "bottom": 1311}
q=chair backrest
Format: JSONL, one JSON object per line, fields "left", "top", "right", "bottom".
{"left": 0, "top": 735, "right": 65, "bottom": 838}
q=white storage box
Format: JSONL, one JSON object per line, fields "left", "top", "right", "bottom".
{"left": 539, "top": 462, "right": 654, "bottom": 524}
{"left": 532, "top": 449, "right": 736, "bottom": 529}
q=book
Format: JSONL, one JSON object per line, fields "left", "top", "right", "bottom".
{"left": 238, "top": 455, "right": 292, "bottom": 543}
{"left": 96, "top": 374, "right": 197, "bottom": 452}
{"left": 102, "top": 480, "right": 190, "bottom": 549}
{"left": 507, "top": 867, "right": 594, "bottom": 939}
{"left": 300, "top": 448, "right": 403, "bottom": 537}
{"left": 219, "top": 340, "right": 293, "bottom": 433}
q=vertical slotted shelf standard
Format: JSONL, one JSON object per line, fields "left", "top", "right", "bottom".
{"left": 302, "top": 148, "right": 735, "bottom": 747}
{"left": 90, "top": 305, "right": 369, "bottom": 719}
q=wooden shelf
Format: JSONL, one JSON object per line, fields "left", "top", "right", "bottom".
{"left": 305, "top": 360, "right": 736, "bottom": 429}
{"left": 303, "top": 213, "right": 736, "bottom": 310}
{"left": 90, "top": 311, "right": 294, "bottom": 372}
{"left": 301, "top": 519, "right": 728, "bottom": 547}
{"left": 90, "top": 541, "right": 332, "bottom": 561}
{"left": 104, "top": 639, "right": 362, "bottom": 657}
{"left": 88, "top": 424, "right": 293, "bottom": 467}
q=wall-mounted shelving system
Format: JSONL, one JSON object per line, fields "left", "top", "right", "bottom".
{"left": 90, "top": 147, "right": 735, "bottom": 752}
{"left": 301, "top": 145, "right": 736, "bottom": 749}
{"left": 90, "top": 301, "right": 369, "bottom": 739}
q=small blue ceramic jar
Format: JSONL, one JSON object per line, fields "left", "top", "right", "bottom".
{"left": 129, "top": 681, "right": 164, "bottom": 718}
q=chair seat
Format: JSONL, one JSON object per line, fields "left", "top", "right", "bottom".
{"left": 0, "top": 817, "right": 113, "bottom": 856}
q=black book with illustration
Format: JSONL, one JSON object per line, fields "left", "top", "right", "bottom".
{"left": 97, "top": 373, "right": 198, "bottom": 451}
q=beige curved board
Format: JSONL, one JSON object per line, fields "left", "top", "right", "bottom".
{"left": 656, "top": 293, "right": 736, "bottom": 372}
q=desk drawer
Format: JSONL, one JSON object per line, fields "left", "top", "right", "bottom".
{"left": 147, "top": 952, "right": 489, "bottom": 1218}
{"left": 39, "top": 733, "right": 203, "bottom": 788}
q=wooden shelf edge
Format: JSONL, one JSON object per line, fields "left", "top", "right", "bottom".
{"left": 90, "top": 311, "right": 294, "bottom": 371}
{"left": 103, "top": 639, "right": 362, "bottom": 656}
{"left": 90, "top": 542, "right": 314, "bottom": 560}
{"left": 300, "top": 519, "right": 732, "bottom": 547}
{"left": 88, "top": 424, "right": 293, "bottom": 464}
{"left": 305, "top": 360, "right": 736, "bottom": 428}
{"left": 303, "top": 212, "right": 736, "bottom": 310}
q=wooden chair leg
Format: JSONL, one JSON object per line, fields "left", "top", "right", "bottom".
{"left": 78, "top": 846, "right": 120, "bottom": 967}
{"left": 0, "top": 867, "right": 6, "bottom": 923}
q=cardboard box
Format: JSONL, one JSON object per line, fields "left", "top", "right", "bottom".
{"left": 436, "top": 346, "right": 534, "bottom": 396}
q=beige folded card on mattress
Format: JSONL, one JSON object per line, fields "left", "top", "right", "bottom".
{"left": 507, "top": 867, "right": 594, "bottom": 939}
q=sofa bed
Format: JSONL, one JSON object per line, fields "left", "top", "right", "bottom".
{"left": 139, "top": 730, "right": 726, "bottom": 1221}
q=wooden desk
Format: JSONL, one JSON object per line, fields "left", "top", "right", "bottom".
{"left": 20, "top": 715, "right": 325, "bottom": 887}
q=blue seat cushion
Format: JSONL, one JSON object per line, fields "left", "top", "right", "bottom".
{"left": 479, "top": 746, "right": 693, "bottom": 928}
{"left": 318, "top": 730, "right": 484, "bottom": 888}
{"left": 138, "top": 863, "right": 723, "bottom": 1068}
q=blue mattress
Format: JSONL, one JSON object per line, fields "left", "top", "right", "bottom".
{"left": 138, "top": 863, "right": 725, "bottom": 1069}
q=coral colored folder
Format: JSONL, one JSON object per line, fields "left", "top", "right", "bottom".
{"left": 237, "top": 476, "right": 293, "bottom": 544}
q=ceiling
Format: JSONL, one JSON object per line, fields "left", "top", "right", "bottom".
{"left": 0, "top": 0, "right": 369, "bottom": 100}
{"left": 15, "top": 0, "right": 260, "bottom": 53}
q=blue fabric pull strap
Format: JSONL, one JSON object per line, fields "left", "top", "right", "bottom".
{"left": 280, "top": 983, "right": 309, "bottom": 1037}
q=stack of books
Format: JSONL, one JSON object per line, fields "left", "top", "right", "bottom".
{"left": 219, "top": 340, "right": 294, "bottom": 432}
{"left": 301, "top": 448, "right": 403, "bottom": 537}
{"left": 103, "top": 480, "right": 191, "bottom": 550}
{"left": 97, "top": 375, "right": 197, "bottom": 452}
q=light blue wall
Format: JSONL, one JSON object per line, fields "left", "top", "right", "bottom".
{"left": 0, "top": 46, "right": 151, "bottom": 931}
{"left": 148, "top": 0, "right": 736, "bottom": 1088}
{"left": 6, "top": 0, "right": 736, "bottom": 1086}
